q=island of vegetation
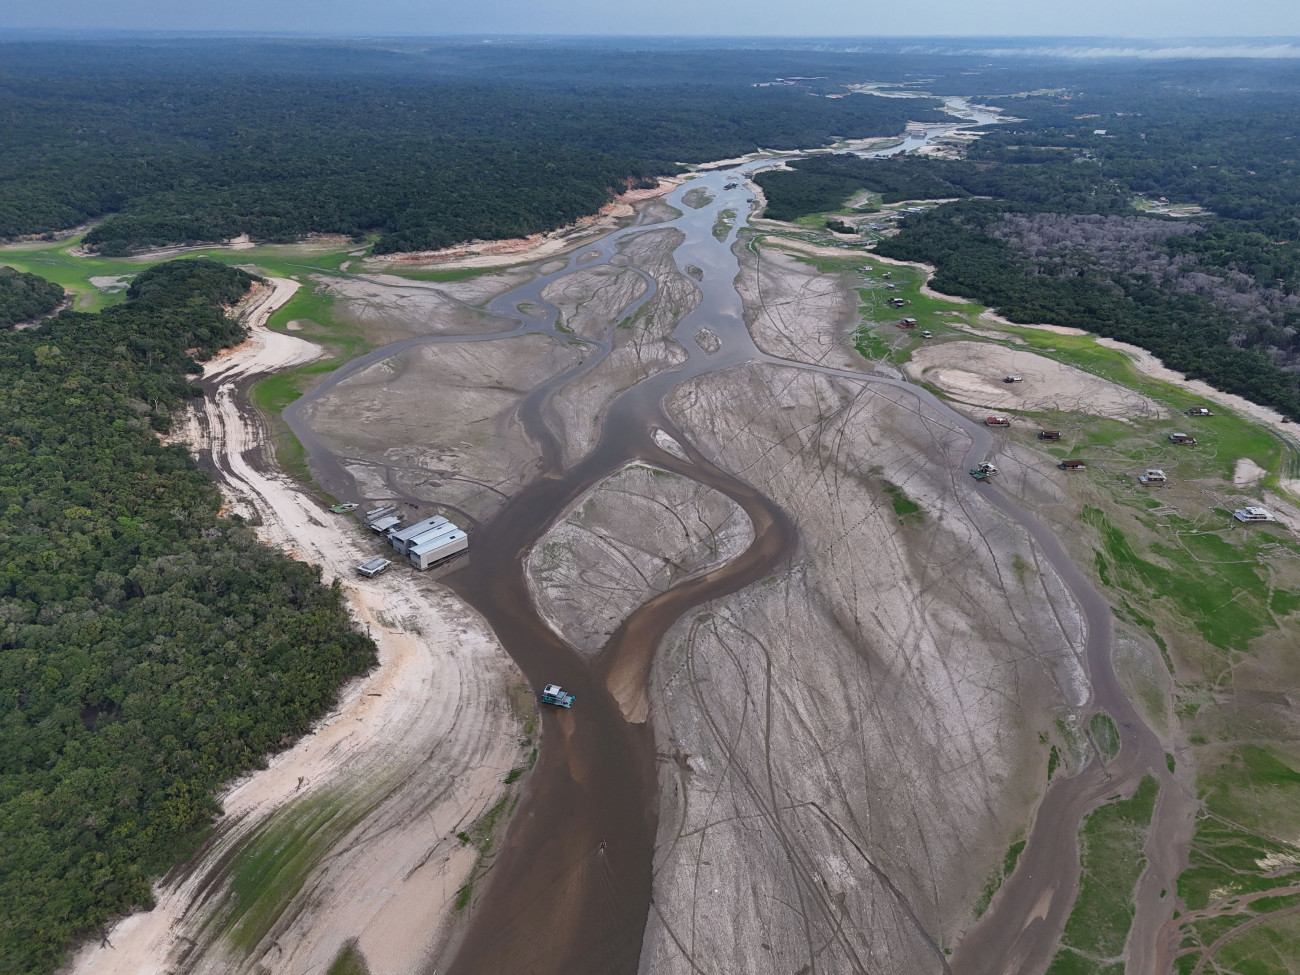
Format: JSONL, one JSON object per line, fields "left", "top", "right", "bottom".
{"left": 0, "top": 265, "right": 65, "bottom": 328}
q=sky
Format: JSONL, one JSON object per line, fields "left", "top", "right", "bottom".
{"left": 3, "top": 0, "right": 1299, "bottom": 40}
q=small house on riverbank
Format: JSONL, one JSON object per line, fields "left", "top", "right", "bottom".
{"left": 1233, "top": 506, "right": 1274, "bottom": 523}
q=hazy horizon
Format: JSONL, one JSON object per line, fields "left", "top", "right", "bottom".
{"left": 3, "top": 0, "right": 1298, "bottom": 42}
{"left": 3, "top": 31, "right": 1300, "bottom": 62}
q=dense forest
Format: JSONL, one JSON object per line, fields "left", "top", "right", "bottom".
{"left": 756, "top": 78, "right": 1300, "bottom": 419}
{"left": 0, "top": 40, "right": 951, "bottom": 255}
{"left": 0, "top": 265, "right": 66, "bottom": 328}
{"left": 0, "top": 259, "right": 377, "bottom": 974}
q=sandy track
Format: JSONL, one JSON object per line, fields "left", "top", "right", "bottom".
{"left": 67, "top": 279, "right": 523, "bottom": 975}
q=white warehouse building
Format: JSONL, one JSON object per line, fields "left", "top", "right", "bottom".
{"left": 410, "top": 529, "right": 468, "bottom": 570}
{"left": 388, "top": 516, "right": 449, "bottom": 555}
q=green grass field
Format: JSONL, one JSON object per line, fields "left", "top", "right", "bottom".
{"left": 217, "top": 790, "right": 367, "bottom": 952}
{"left": 1046, "top": 775, "right": 1160, "bottom": 975}
{"left": 249, "top": 280, "right": 372, "bottom": 485}
{"left": 1, "top": 236, "right": 359, "bottom": 312}
{"left": 1081, "top": 504, "right": 1300, "bottom": 656}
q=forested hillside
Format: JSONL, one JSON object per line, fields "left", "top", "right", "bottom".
{"left": 0, "top": 265, "right": 65, "bottom": 328}
{"left": 756, "top": 76, "right": 1300, "bottom": 419}
{"left": 0, "top": 40, "right": 950, "bottom": 256}
{"left": 0, "top": 260, "right": 377, "bottom": 974}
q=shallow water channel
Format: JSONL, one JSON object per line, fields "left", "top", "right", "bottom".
{"left": 286, "top": 118, "right": 1170, "bottom": 974}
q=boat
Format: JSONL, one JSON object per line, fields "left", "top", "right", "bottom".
{"left": 540, "top": 684, "right": 575, "bottom": 708}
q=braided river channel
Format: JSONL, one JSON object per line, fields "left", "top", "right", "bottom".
{"left": 286, "top": 115, "right": 1176, "bottom": 974}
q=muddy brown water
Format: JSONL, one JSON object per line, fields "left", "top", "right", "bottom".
{"left": 287, "top": 148, "right": 1171, "bottom": 974}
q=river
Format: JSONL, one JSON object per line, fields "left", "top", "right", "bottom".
{"left": 285, "top": 106, "right": 1171, "bottom": 975}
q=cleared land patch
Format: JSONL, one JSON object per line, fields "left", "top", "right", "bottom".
{"left": 905, "top": 340, "right": 1166, "bottom": 421}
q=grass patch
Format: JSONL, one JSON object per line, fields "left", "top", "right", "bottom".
{"left": 1011, "top": 553, "right": 1032, "bottom": 587}
{"left": 1079, "top": 505, "right": 1294, "bottom": 653}
{"left": 451, "top": 793, "right": 516, "bottom": 914}
{"left": 465, "top": 796, "right": 510, "bottom": 852}
{"left": 1046, "top": 774, "right": 1159, "bottom": 971}
{"left": 852, "top": 325, "right": 893, "bottom": 360}
{"left": 1045, "top": 955, "right": 1125, "bottom": 975}
{"left": 881, "top": 481, "right": 922, "bottom": 522}
{"left": 1199, "top": 745, "right": 1300, "bottom": 840}
{"left": 1090, "top": 711, "right": 1121, "bottom": 762}
{"left": 1213, "top": 913, "right": 1300, "bottom": 975}
{"left": 682, "top": 187, "right": 713, "bottom": 209}
{"left": 218, "top": 790, "right": 363, "bottom": 952}
{"left": 327, "top": 941, "right": 372, "bottom": 975}
{"left": 713, "top": 208, "right": 737, "bottom": 240}
{"left": 974, "top": 838, "right": 1027, "bottom": 918}
{"left": 454, "top": 882, "right": 474, "bottom": 911}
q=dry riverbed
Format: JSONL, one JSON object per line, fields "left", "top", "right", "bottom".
{"left": 633, "top": 363, "right": 1090, "bottom": 974}
{"left": 301, "top": 334, "right": 587, "bottom": 522}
